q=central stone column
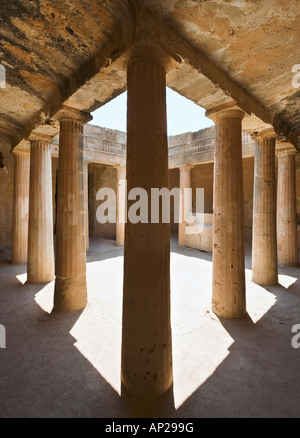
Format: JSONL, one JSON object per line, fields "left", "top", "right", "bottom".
{"left": 206, "top": 105, "right": 246, "bottom": 319}
{"left": 121, "top": 45, "right": 173, "bottom": 397}
{"left": 276, "top": 145, "right": 298, "bottom": 266}
{"left": 11, "top": 149, "right": 30, "bottom": 265}
{"left": 27, "top": 136, "right": 54, "bottom": 283}
{"left": 178, "top": 165, "right": 193, "bottom": 247}
{"left": 252, "top": 129, "right": 278, "bottom": 285}
{"left": 53, "top": 107, "right": 92, "bottom": 312}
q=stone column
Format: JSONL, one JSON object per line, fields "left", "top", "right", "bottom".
{"left": 115, "top": 165, "right": 126, "bottom": 247}
{"left": 277, "top": 146, "right": 298, "bottom": 266}
{"left": 252, "top": 129, "right": 278, "bottom": 284}
{"left": 53, "top": 107, "right": 92, "bottom": 312}
{"left": 206, "top": 105, "right": 246, "bottom": 319}
{"left": 27, "top": 137, "right": 54, "bottom": 283}
{"left": 121, "top": 45, "right": 173, "bottom": 397}
{"left": 84, "top": 161, "right": 89, "bottom": 252}
{"left": 11, "top": 149, "right": 30, "bottom": 264}
{"left": 178, "top": 165, "right": 193, "bottom": 247}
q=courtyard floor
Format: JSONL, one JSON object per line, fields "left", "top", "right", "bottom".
{"left": 0, "top": 237, "right": 299, "bottom": 418}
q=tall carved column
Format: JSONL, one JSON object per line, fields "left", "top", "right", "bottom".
{"left": 206, "top": 104, "right": 246, "bottom": 319}
{"left": 252, "top": 129, "right": 278, "bottom": 284}
{"left": 0, "top": 134, "right": 14, "bottom": 252}
{"left": 84, "top": 161, "right": 89, "bottom": 252}
{"left": 27, "top": 137, "right": 54, "bottom": 283}
{"left": 121, "top": 45, "right": 173, "bottom": 397}
{"left": 115, "top": 165, "right": 126, "bottom": 247}
{"left": 277, "top": 145, "right": 298, "bottom": 266}
{"left": 11, "top": 149, "right": 30, "bottom": 264}
{"left": 178, "top": 165, "right": 193, "bottom": 247}
{"left": 53, "top": 107, "right": 92, "bottom": 312}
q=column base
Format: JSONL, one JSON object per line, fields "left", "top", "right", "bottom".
{"left": 11, "top": 258, "right": 27, "bottom": 266}
{"left": 53, "top": 276, "right": 87, "bottom": 312}
{"left": 212, "top": 289, "right": 247, "bottom": 320}
{"left": 27, "top": 272, "right": 54, "bottom": 285}
{"left": 252, "top": 273, "right": 278, "bottom": 286}
{"left": 121, "top": 364, "right": 173, "bottom": 399}
{"left": 278, "top": 258, "right": 299, "bottom": 268}
{"left": 178, "top": 238, "right": 186, "bottom": 247}
{"left": 212, "top": 305, "right": 247, "bottom": 320}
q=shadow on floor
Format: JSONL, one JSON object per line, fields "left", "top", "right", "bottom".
{"left": 87, "top": 237, "right": 124, "bottom": 264}
{"left": 0, "top": 240, "right": 299, "bottom": 418}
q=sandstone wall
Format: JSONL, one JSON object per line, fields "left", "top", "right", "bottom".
{"left": 88, "top": 163, "right": 117, "bottom": 239}
{"left": 191, "top": 163, "right": 214, "bottom": 214}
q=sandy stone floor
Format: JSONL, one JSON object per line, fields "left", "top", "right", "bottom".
{"left": 0, "top": 237, "right": 299, "bottom": 418}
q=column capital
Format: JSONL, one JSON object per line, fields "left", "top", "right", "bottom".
{"left": 12, "top": 139, "right": 30, "bottom": 156}
{"left": 206, "top": 101, "right": 245, "bottom": 123}
{"left": 28, "top": 133, "right": 53, "bottom": 143}
{"left": 125, "top": 42, "right": 175, "bottom": 73}
{"left": 54, "top": 105, "right": 92, "bottom": 125}
{"left": 252, "top": 127, "right": 277, "bottom": 143}
{"left": 113, "top": 163, "right": 126, "bottom": 169}
{"left": 276, "top": 140, "right": 297, "bottom": 156}
{"left": 115, "top": 164, "right": 126, "bottom": 181}
{"left": 27, "top": 120, "right": 60, "bottom": 143}
{"left": 178, "top": 164, "right": 193, "bottom": 172}
{"left": 12, "top": 147, "right": 30, "bottom": 157}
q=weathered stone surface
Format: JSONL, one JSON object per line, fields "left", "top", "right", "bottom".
{"left": 207, "top": 105, "right": 246, "bottom": 319}
{"left": 252, "top": 130, "right": 278, "bottom": 285}
{"left": 0, "top": 2, "right": 299, "bottom": 149}
{"left": 88, "top": 163, "right": 117, "bottom": 240}
{"left": 277, "top": 148, "right": 298, "bottom": 267}
{"left": 11, "top": 149, "right": 29, "bottom": 264}
{"left": 27, "top": 139, "right": 54, "bottom": 283}
{"left": 178, "top": 165, "right": 193, "bottom": 247}
{"left": 1, "top": 1, "right": 300, "bottom": 406}
{"left": 53, "top": 111, "right": 90, "bottom": 312}
{"left": 121, "top": 46, "right": 173, "bottom": 398}
{"left": 0, "top": 136, "right": 14, "bottom": 251}
{"left": 185, "top": 214, "right": 213, "bottom": 253}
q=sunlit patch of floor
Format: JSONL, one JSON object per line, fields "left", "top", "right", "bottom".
{"left": 3, "top": 238, "right": 298, "bottom": 417}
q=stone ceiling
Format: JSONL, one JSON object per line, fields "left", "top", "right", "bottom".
{"left": 0, "top": 0, "right": 299, "bottom": 148}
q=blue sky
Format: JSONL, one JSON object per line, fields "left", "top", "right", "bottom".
{"left": 91, "top": 87, "right": 214, "bottom": 135}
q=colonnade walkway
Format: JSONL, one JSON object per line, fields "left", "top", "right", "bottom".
{"left": 0, "top": 237, "right": 299, "bottom": 418}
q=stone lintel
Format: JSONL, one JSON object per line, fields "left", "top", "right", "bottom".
{"left": 0, "top": 122, "right": 23, "bottom": 144}
{"left": 0, "top": 131, "right": 12, "bottom": 144}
